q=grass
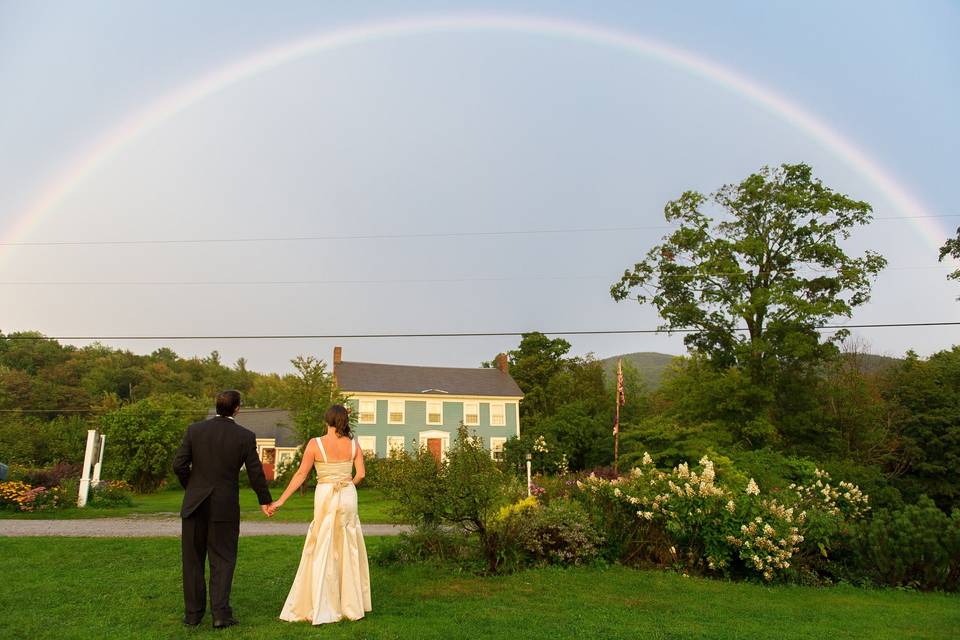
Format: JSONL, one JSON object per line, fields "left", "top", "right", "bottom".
{"left": 0, "top": 536, "right": 957, "bottom": 639}
{"left": 0, "top": 485, "right": 399, "bottom": 523}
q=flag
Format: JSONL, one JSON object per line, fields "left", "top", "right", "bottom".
{"left": 613, "top": 359, "right": 626, "bottom": 435}
{"left": 617, "top": 359, "right": 626, "bottom": 407}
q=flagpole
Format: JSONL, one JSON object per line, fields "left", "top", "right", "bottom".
{"left": 614, "top": 391, "right": 620, "bottom": 473}
{"left": 613, "top": 358, "right": 623, "bottom": 473}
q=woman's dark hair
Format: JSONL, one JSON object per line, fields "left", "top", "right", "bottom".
{"left": 216, "top": 390, "right": 242, "bottom": 417}
{"left": 324, "top": 404, "right": 352, "bottom": 438}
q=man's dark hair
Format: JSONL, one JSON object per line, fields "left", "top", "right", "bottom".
{"left": 216, "top": 390, "right": 242, "bottom": 417}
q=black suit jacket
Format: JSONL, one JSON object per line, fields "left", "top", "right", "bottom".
{"left": 172, "top": 416, "right": 273, "bottom": 521}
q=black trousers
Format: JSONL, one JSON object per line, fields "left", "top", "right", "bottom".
{"left": 181, "top": 498, "right": 240, "bottom": 621}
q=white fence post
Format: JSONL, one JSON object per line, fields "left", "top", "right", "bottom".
{"left": 91, "top": 434, "right": 106, "bottom": 487}
{"left": 77, "top": 430, "right": 98, "bottom": 507}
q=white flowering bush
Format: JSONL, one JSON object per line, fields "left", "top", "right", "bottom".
{"left": 572, "top": 454, "right": 870, "bottom": 582}
{"left": 785, "top": 468, "right": 871, "bottom": 576}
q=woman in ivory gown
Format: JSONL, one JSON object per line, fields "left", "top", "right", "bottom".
{"left": 269, "top": 404, "right": 371, "bottom": 624}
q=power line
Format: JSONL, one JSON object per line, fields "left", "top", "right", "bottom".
{"left": 1, "top": 214, "right": 957, "bottom": 248}
{"left": 2, "top": 321, "right": 958, "bottom": 341}
{"left": 0, "top": 225, "right": 672, "bottom": 247}
{"left": 0, "top": 408, "right": 288, "bottom": 414}
{"left": 0, "top": 265, "right": 951, "bottom": 287}
{"left": 0, "top": 275, "right": 610, "bottom": 286}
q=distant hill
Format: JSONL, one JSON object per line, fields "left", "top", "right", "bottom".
{"left": 838, "top": 351, "right": 903, "bottom": 375}
{"left": 599, "top": 352, "right": 680, "bottom": 389}
{"left": 599, "top": 350, "right": 903, "bottom": 389}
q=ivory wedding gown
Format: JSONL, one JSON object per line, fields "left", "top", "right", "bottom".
{"left": 279, "top": 437, "right": 371, "bottom": 624}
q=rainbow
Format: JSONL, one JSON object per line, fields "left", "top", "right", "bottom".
{"left": 1, "top": 13, "right": 949, "bottom": 254}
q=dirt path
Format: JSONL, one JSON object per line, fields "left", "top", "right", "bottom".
{"left": 0, "top": 516, "right": 411, "bottom": 537}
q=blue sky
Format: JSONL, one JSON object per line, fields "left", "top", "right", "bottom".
{"left": 1, "top": 1, "right": 958, "bottom": 373}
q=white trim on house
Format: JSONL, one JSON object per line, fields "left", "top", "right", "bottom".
{"left": 515, "top": 402, "right": 521, "bottom": 437}
{"left": 387, "top": 435, "right": 405, "bottom": 455}
{"left": 490, "top": 402, "right": 506, "bottom": 426}
{"left": 490, "top": 436, "right": 507, "bottom": 461}
{"left": 426, "top": 400, "right": 443, "bottom": 425}
{"left": 342, "top": 391, "right": 521, "bottom": 402}
{"left": 463, "top": 401, "right": 480, "bottom": 426}
{"left": 276, "top": 448, "right": 298, "bottom": 470}
{"left": 387, "top": 399, "right": 405, "bottom": 424}
{"left": 357, "top": 435, "right": 377, "bottom": 457}
{"left": 358, "top": 398, "right": 377, "bottom": 424}
{"left": 418, "top": 430, "right": 450, "bottom": 458}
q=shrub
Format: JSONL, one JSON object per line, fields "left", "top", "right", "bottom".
{"left": 0, "top": 416, "right": 90, "bottom": 467}
{"left": 0, "top": 480, "right": 64, "bottom": 512}
{"left": 377, "top": 425, "right": 524, "bottom": 573}
{"left": 100, "top": 395, "right": 205, "bottom": 492}
{"left": 727, "top": 448, "right": 817, "bottom": 493}
{"left": 512, "top": 499, "right": 603, "bottom": 567}
{"left": 87, "top": 480, "right": 134, "bottom": 508}
{"left": 573, "top": 454, "right": 869, "bottom": 582}
{"left": 784, "top": 468, "right": 871, "bottom": 577}
{"left": 23, "top": 462, "right": 82, "bottom": 489}
{"left": 0, "top": 481, "right": 34, "bottom": 511}
{"left": 376, "top": 524, "right": 478, "bottom": 568}
{"left": 846, "top": 496, "right": 960, "bottom": 591}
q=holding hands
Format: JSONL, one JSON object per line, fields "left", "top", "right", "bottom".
{"left": 264, "top": 500, "right": 283, "bottom": 517}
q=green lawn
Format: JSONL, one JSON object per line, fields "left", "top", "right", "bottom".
{"left": 0, "top": 537, "right": 956, "bottom": 639}
{"left": 0, "top": 486, "right": 399, "bottom": 523}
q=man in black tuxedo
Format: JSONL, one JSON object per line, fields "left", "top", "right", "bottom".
{"left": 173, "top": 389, "right": 273, "bottom": 629}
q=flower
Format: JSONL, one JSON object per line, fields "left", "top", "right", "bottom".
{"left": 533, "top": 435, "right": 549, "bottom": 453}
{"left": 726, "top": 500, "right": 736, "bottom": 513}
{"left": 496, "top": 495, "right": 538, "bottom": 521}
{"left": 642, "top": 452, "right": 653, "bottom": 466}
{"left": 746, "top": 478, "right": 760, "bottom": 496}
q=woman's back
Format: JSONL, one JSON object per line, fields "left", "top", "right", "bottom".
{"left": 318, "top": 434, "right": 354, "bottom": 463}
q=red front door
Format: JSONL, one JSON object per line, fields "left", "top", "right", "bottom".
{"left": 427, "top": 438, "right": 442, "bottom": 462}
{"left": 261, "top": 447, "right": 276, "bottom": 481}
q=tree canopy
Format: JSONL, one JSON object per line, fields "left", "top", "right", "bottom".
{"left": 611, "top": 164, "right": 886, "bottom": 378}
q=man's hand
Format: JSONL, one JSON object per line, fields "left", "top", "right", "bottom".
{"left": 261, "top": 504, "right": 273, "bottom": 518}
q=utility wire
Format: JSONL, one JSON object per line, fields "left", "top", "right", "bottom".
{"left": 0, "top": 225, "right": 671, "bottom": 247}
{"left": 0, "top": 408, "right": 290, "bottom": 414}
{"left": 2, "top": 321, "right": 958, "bottom": 341}
{"left": 0, "top": 275, "right": 608, "bottom": 286}
{"left": 1, "top": 214, "right": 957, "bottom": 248}
{"left": 0, "top": 264, "right": 951, "bottom": 287}
{"left": 0, "top": 265, "right": 951, "bottom": 286}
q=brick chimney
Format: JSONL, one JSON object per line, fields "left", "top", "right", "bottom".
{"left": 333, "top": 346, "right": 342, "bottom": 365}
{"left": 494, "top": 352, "right": 509, "bottom": 374}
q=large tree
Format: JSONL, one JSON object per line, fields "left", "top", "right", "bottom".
{"left": 611, "top": 164, "right": 886, "bottom": 382}
{"left": 489, "top": 332, "right": 572, "bottom": 424}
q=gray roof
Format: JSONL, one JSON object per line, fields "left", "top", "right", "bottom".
{"left": 208, "top": 409, "right": 300, "bottom": 447}
{"left": 335, "top": 361, "right": 523, "bottom": 398}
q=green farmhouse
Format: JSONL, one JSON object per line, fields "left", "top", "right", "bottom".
{"left": 332, "top": 347, "right": 523, "bottom": 461}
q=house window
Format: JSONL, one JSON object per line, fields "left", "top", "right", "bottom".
{"left": 387, "top": 436, "right": 405, "bottom": 455}
{"left": 490, "top": 403, "right": 506, "bottom": 426}
{"left": 388, "top": 399, "right": 405, "bottom": 424}
{"left": 490, "top": 437, "right": 507, "bottom": 461}
{"left": 358, "top": 399, "right": 376, "bottom": 424}
{"left": 427, "top": 400, "right": 443, "bottom": 425}
{"left": 463, "top": 401, "right": 479, "bottom": 426}
{"left": 357, "top": 436, "right": 377, "bottom": 457}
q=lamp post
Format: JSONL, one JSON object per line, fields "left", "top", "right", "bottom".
{"left": 526, "top": 453, "right": 532, "bottom": 497}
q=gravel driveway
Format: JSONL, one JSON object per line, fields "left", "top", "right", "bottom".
{"left": 0, "top": 517, "right": 410, "bottom": 537}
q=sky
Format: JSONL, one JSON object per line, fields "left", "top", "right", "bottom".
{"left": 1, "top": 0, "right": 958, "bottom": 374}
